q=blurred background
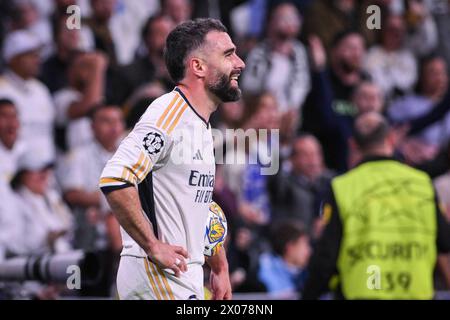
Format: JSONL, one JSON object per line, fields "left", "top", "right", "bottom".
{"left": 0, "top": 0, "right": 450, "bottom": 300}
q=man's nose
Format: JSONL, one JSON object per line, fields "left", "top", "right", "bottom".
{"left": 235, "top": 55, "right": 245, "bottom": 70}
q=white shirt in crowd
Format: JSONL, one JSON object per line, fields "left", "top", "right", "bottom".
{"left": 60, "top": 140, "right": 114, "bottom": 193}
{"left": 0, "top": 71, "right": 55, "bottom": 165}
{"left": 53, "top": 87, "right": 93, "bottom": 150}
{"left": 16, "top": 187, "right": 73, "bottom": 255}
{"left": 364, "top": 46, "right": 418, "bottom": 98}
{"left": 58, "top": 139, "right": 115, "bottom": 250}
{"left": 241, "top": 40, "right": 311, "bottom": 113}
{"left": 0, "top": 182, "right": 27, "bottom": 261}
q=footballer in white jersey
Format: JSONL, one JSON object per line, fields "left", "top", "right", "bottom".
{"left": 99, "top": 18, "right": 245, "bottom": 300}
{"left": 100, "top": 88, "right": 215, "bottom": 299}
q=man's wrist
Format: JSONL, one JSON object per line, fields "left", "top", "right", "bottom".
{"left": 145, "top": 238, "right": 159, "bottom": 255}
{"left": 209, "top": 254, "right": 229, "bottom": 274}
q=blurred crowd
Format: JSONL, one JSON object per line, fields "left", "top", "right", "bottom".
{"left": 1, "top": 0, "right": 450, "bottom": 299}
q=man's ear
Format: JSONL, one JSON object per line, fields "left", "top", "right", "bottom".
{"left": 189, "top": 57, "right": 206, "bottom": 78}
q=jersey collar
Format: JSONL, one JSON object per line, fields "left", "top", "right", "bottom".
{"left": 174, "top": 87, "right": 210, "bottom": 129}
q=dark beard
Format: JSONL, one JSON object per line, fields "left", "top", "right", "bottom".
{"left": 208, "top": 73, "right": 242, "bottom": 102}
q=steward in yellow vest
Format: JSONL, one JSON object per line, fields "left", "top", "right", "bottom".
{"left": 303, "top": 112, "right": 450, "bottom": 299}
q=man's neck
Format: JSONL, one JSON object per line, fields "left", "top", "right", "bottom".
{"left": 177, "top": 83, "right": 218, "bottom": 123}
{"left": 361, "top": 147, "right": 393, "bottom": 160}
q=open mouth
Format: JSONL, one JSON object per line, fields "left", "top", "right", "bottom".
{"left": 230, "top": 72, "right": 240, "bottom": 83}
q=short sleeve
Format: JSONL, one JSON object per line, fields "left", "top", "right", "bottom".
{"left": 99, "top": 96, "right": 178, "bottom": 193}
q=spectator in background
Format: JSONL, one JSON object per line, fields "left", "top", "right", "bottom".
{"left": 403, "top": 0, "right": 438, "bottom": 58}
{"left": 0, "top": 181, "right": 25, "bottom": 262}
{"left": 11, "top": 156, "right": 73, "bottom": 256}
{"left": 351, "top": 80, "right": 384, "bottom": 115}
{"left": 389, "top": 55, "right": 449, "bottom": 166}
{"left": 227, "top": 224, "right": 266, "bottom": 293}
{"left": 226, "top": 92, "right": 280, "bottom": 228}
{"left": 53, "top": 51, "right": 108, "bottom": 151}
{"left": 241, "top": 2, "right": 310, "bottom": 131}
{"left": 431, "top": 0, "right": 450, "bottom": 69}
{"left": 83, "top": 0, "right": 119, "bottom": 66}
{"left": 58, "top": 104, "right": 123, "bottom": 252}
{"left": 0, "top": 99, "right": 26, "bottom": 184}
{"left": 39, "top": 14, "right": 94, "bottom": 93}
{"left": 0, "top": 30, "right": 56, "bottom": 166}
{"left": 192, "top": 0, "right": 247, "bottom": 39}
{"left": 347, "top": 81, "right": 385, "bottom": 167}
{"left": 303, "top": 0, "right": 386, "bottom": 53}
{"left": 0, "top": 178, "right": 60, "bottom": 300}
{"left": 303, "top": 31, "right": 367, "bottom": 172}
{"left": 364, "top": 14, "right": 418, "bottom": 100}
{"left": 119, "top": 14, "right": 175, "bottom": 105}
{"left": 9, "top": 0, "right": 53, "bottom": 59}
{"left": 161, "top": 0, "right": 192, "bottom": 25}
{"left": 258, "top": 220, "right": 311, "bottom": 298}
{"left": 0, "top": 100, "right": 27, "bottom": 261}
{"left": 58, "top": 104, "right": 123, "bottom": 296}
{"left": 268, "top": 134, "right": 335, "bottom": 234}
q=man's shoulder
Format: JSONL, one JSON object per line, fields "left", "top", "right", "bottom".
{"left": 340, "top": 158, "right": 432, "bottom": 183}
{"left": 138, "top": 89, "right": 189, "bottom": 131}
{"left": 28, "top": 78, "right": 52, "bottom": 93}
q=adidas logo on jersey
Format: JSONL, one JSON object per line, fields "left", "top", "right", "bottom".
{"left": 192, "top": 149, "right": 203, "bottom": 161}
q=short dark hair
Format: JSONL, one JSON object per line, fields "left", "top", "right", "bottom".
{"left": 0, "top": 98, "right": 15, "bottom": 111}
{"left": 88, "top": 104, "right": 122, "bottom": 121}
{"left": 270, "top": 220, "right": 307, "bottom": 256}
{"left": 141, "top": 13, "right": 167, "bottom": 41}
{"left": 353, "top": 114, "right": 390, "bottom": 151}
{"left": 290, "top": 132, "right": 321, "bottom": 157}
{"left": 164, "top": 18, "right": 227, "bottom": 83}
{"left": 331, "top": 29, "right": 363, "bottom": 49}
{"left": 416, "top": 53, "right": 447, "bottom": 94}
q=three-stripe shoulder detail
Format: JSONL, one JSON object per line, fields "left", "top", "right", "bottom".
{"left": 156, "top": 93, "right": 188, "bottom": 134}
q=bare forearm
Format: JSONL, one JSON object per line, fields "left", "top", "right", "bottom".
{"left": 206, "top": 248, "right": 229, "bottom": 274}
{"left": 105, "top": 186, "right": 157, "bottom": 253}
{"left": 68, "top": 70, "right": 105, "bottom": 119}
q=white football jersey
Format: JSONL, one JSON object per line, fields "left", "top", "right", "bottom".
{"left": 100, "top": 87, "right": 215, "bottom": 268}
